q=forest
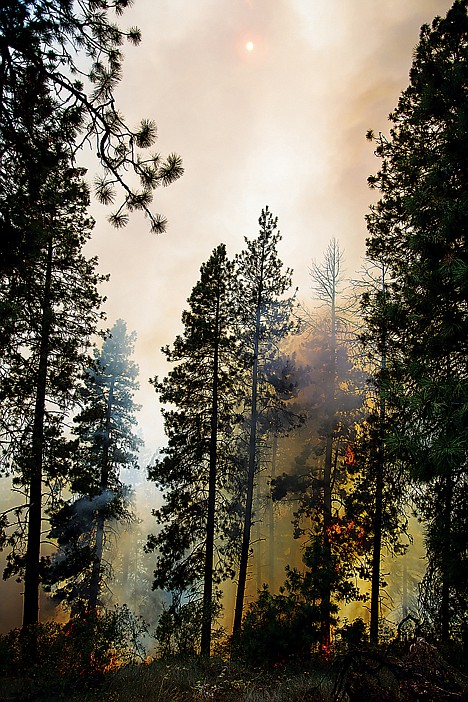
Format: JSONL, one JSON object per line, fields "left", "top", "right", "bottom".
{"left": 0, "top": 0, "right": 467, "bottom": 700}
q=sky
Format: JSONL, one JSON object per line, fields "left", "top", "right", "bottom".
{"left": 85, "top": 0, "right": 454, "bottom": 456}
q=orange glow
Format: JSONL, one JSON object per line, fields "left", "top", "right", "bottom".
{"left": 320, "top": 633, "right": 333, "bottom": 660}
{"left": 101, "top": 652, "right": 122, "bottom": 673}
{"left": 344, "top": 444, "right": 356, "bottom": 467}
{"left": 246, "top": 40, "right": 254, "bottom": 51}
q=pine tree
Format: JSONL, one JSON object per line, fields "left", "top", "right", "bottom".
{"left": 232, "top": 207, "right": 297, "bottom": 634}
{"left": 45, "top": 319, "right": 141, "bottom": 614}
{"left": 355, "top": 259, "right": 410, "bottom": 645}
{"left": 364, "top": 0, "right": 468, "bottom": 641}
{"left": 146, "top": 245, "right": 241, "bottom": 655}
{"left": 0, "top": 0, "right": 183, "bottom": 255}
{"left": 0, "top": 153, "right": 105, "bottom": 628}
{"left": 0, "top": 0, "right": 183, "bottom": 396}
{"left": 0, "top": 0, "right": 182, "bottom": 635}
{"left": 310, "top": 239, "right": 344, "bottom": 653}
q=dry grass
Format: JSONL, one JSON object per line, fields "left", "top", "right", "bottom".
{"left": 62, "top": 657, "right": 331, "bottom": 702}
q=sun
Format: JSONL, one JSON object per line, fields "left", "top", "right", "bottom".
{"left": 245, "top": 41, "right": 254, "bottom": 52}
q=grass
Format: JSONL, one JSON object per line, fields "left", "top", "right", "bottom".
{"left": 60, "top": 657, "right": 330, "bottom": 702}
{"left": 2, "top": 632, "right": 467, "bottom": 701}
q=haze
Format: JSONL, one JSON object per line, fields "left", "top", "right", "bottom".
{"left": 85, "top": 0, "right": 453, "bottom": 453}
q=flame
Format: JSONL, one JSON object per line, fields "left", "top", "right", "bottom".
{"left": 61, "top": 612, "right": 124, "bottom": 677}
{"left": 74, "top": 651, "right": 123, "bottom": 677}
{"left": 64, "top": 620, "right": 75, "bottom": 637}
{"left": 100, "top": 652, "right": 122, "bottom": 673}
{"left": 320, "top": 630, "right": 333, "bottom": 660}
{"left": 344, "top": 444, "right": 356, "bottom": 467}
{"left": 326, "top": 518, "right": 367, "bottom": 556}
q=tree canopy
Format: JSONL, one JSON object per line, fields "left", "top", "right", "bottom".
{"left": 364, "top": 0, "right": 468, "bottom": 640}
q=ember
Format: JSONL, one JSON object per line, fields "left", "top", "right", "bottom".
{"left": 344, "top": 444, "right": 356, "bottom": 467}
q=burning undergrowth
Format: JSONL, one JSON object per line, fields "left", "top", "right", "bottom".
{"left": 1, "top": 623, "right": 467, "bottom": 702}
{"left": 0, "top": 605, "right": 147, "bottom": 699}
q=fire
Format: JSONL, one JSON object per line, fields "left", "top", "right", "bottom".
{"left": 64, "top": 620, "right": 75, "bottom": 637}
{"left": 100, "top": 651, "right": 122, "bottom": 673}
{"left": 344, "top": 444, "right": 356, "bottom": 467}
{"left": 60, "top": 612, "right": 125, "bottom": 677}
{"left": 326, "top": 517, "right": 367, "bottom": 558}
{"left": 74, "top": 651, "right": 123, "bottom": 677}
{"left": 320, "top": 631, "right": 333, "bottom": 660}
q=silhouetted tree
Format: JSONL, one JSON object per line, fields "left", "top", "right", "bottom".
{"left": 309, "top": 239, "right": 344, "bottom": 653}
{"left": 272, "top": 241, "right": 366, "bottom": 653}
{"left": 364, "top": 0, "right": 468, "bottom": 641}
{"left": 0, "top": 156, "right": 105, "bottom": 628}
{"left": 232, "top": 207, "right": 296, "bottom": 634}
{"left": 354, "top": 259, "right": 410, "bottom": 645}
{"left": 0, "top": 0, "right": 183, "bottom": 266}
{"left": 146, "top": 245, "right": 242, "bottom": 655}
{"left": 0, "top": 0, "right": 183, "bottom": 391}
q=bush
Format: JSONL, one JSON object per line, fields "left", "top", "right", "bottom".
{"left": 0, "top": 605, "right": 148, "bottom": 696}
{"left": 155, "top": 597, "right": 224, "bottom": 657}
{"left": 336, "top": 618, "right": 368, "bottom": 649}
{"left": 232, "top": 585, "right": 320, "bottom": 668}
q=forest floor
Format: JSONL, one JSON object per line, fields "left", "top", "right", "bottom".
{"left": 2, "top": 657, "right": 331, "bottom": 701}
{"left": 2, "top": 641, "right": 468, "bottom": 701}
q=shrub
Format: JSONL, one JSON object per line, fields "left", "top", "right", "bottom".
{"left": 232, "top": 585, "right": 320, "bottom": 668}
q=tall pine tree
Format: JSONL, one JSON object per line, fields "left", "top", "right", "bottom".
{"left": 364, "top": 0, "right": 468, "bottom": 641}
{"left": 232, "top": 207, "right": 296, "bottom": 634}
{"left": 45, "top": 319, "right": 141, "bottom": 614}
{"left": 0, "top": 153, "right": 105, "bottom": 628}
{"left": 272, "top": 241, "right": 366, "bottom": 654}
{"left": 146, "top": 244, "right": 241, "bottom": 655}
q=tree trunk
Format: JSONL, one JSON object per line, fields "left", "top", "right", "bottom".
{"left": 321, "top": 432, "right": 333, "bottom": 654}
{"left": 370, "top": 390, "right": 385, "bottom": 645}
{"left": 200, "top": 293, "right": 220, "bottom": 656}
{"left": 320, "top": 268, "right": 336, "bottom": 656}
{"left": 233, "top": 299, "right": 261, "bottom": 634}
{"left": 441, "top": 474, "right": 453, "bottom": 642}
{"left": 88, "top": 378, "right": 115, "bottom": 611}
{"left": 23, "top": 235, "right": 53, "bottom": 629}
{"left": 369, "top": 443, "right": 383, "bottom": 645}
{"left": 268, "top": 434, "right": 278, "bottom": 589}
{"left": 370, "top": 265, "right": 387, "bottom": 646}
{"left": 402, "top": 556, "right": 408, "bottom": 620}
{"left": 255, "top": 481, "right": 262, "bottom": 590}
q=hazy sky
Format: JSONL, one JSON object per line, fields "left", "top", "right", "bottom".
{"left": 86, "top": 0, "right": 454, "bottom": 454}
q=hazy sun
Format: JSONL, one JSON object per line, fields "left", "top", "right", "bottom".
{"left": 246, "top": 41, "right": 254, "bottom": 51}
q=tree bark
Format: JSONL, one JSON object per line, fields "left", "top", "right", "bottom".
{"left": 268, "top": 434, "right": 278, "bottom": 589}
{"left": 23, "top": 235, "right": 53, "bottom": 629}
{"left": 200, "top": 291, "right": 220, "bottom": 656}
{"left": 233, "top": 298, "right": 261, "bottom": 634}
{"left": 370, "top": 401, "right": 385, "bottom": 644}
{"left": 88, "top": 377, "right": 115, "bottom": 611}
{"left": 402, "top": 557, "right": 408, "bottom": 620}
{"left": 441, "top": 474, "right": 453, "bottom": 642}
{"left": 369, "top": 440, "right": 384, "bottom": 644}
{"left": 370, "top": 265, "right": 387, "bottom": 646}
{"left": 321, "top": 433, "right": 333, "bottom": 654}
{"left": 320, "top": 261, "right": 336, "bottom": 656}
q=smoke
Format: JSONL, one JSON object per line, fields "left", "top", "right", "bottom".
{"left": 99, "top": 474, "right": 167, "bottom": 653}
{"left": 220, "top": 306, "right": 425, "bottom": 630}
{"left": 83, "top": 0, "right": 452, "bottom": 456}
{"left": 74, "top": 490, "right": 116, "bottom": 517}
{"left": 1, "top": 0, "right": 454, "bottom": 638}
